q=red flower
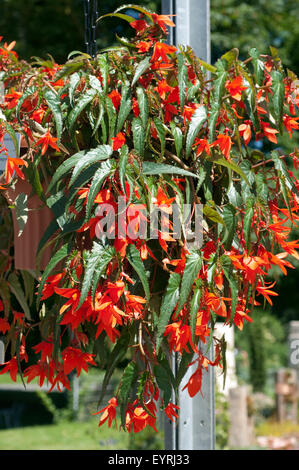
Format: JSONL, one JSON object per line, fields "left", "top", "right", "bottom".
{"left": 35, "top": 130, "right": 60, "bottom": 155}
{"left": 94, "top": 397, "right": 118, "bottom": 428}
{"left": 111, "top": 132, "right": 126, "bottom": 151}
{"left": 61, "top": 346, "right": 96, "bottom": 377}
{"left": 211, "top": 134, "right": 232, "bottom": 160}
{"left": 108, "top": 90, "right": 121, "bottom": 110}
{"left": 239, "top": 121, "right": 252, "bottom": 145}
{"left": 151, "top": 42, "right": 177, "bottom": 64}
{"left": 225, "top": 76, "right": 247, "bottom": 101}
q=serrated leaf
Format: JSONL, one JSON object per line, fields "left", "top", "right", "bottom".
{"left": 221, "top": 204, "right": 237, "bottom": 250}
{"left": 126, "top": 244, "right": 150, "bottom": 301}
{"left": 249, "top": 48, "right": 264, "bottom": 86}
{"left": 132, "top": 116, "right": 145, "bottom": 157}
{"left": 176, "top": 250, "right": 202, "bottom": 316}
{"left": 119, "top": 361, "right": 138, "bottom": 428}
{"left": 190, "top": 283, "right": 202, "bottom": 346}
{"left": 203, "top": 204, "right": 224, "bottom": 225}
{"left": 43, "top": 87, "right": 63, "bottom": 143}
{"left": 85, "top": 160, "right": 113, "bottom": 221}
{"left": 243, "top": 197, "right": 255, "bottom": 251}
{"left": 37, "top": 242, "right": 71, "bottom": 306}
{"left": 220, "top": 255, "right": 238, "bottom": 322}
{"left": 153, "top": 117, "right": 166, "bottom": 158}
{"left": 132, "top": 56, "right": 151, "bottom": 87}
{"left": 271, "top": 151, "right": 299, "bottom": 196}
{"left": 154, "top": 364, "right": 172, "bottom": 407}
{"left": 271, "top": 71, "right": 285, "bottom": 133}
{"left": 142, "top": 162, "right": 197, "bottom": 178}
{"left": 69, "top": 144, "right": 112, "bottom": 187}
{"left": 117, "top": 85, "right": 132, "bottom": 133}
{"left": 106, "top": 95, "right": 117, "bottom": 141}
{"left": 97, "top": 54, "right": 109, "bottom": 93}
{"left": 136, "top": 87, "right": 148, "bottom": 129}
{"left": 156, "top": 272, "right": 181, "bottom": 352}
{"left": 14, "top": 192, "right": 28, "bottom": 237}
{"left": 186, "top": 106, "right": 207, "bottom": 158}
{"left": 119, "top": 145, "right": 129, "bottom": 194}
{"left": 91, "top": 246, "right": 116, "bottom": 301}
{"left": 178, "top": 52, "right": 188, "bottom": 111}
{"left": 68, "top": 88, "right": 97, "bottom": 135}
{"left": 8, "top": 273, "right": 31, "bottom": 321}
{"left": 213, "top": 157, "right": 250, "bottom": 186}
{"left": 170, "top": 122, "right": 183, "bottom": 157}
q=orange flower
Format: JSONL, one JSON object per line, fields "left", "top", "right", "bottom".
{"left": 94, "top": 397, "right": 118, "bottom": 428}
{"left": 111, "top": 132, "right": 126, "bottom": 151}
{"left": 225, "top": 76, "right": 247, "bottom": 101}
{"left": 152, "top": 13, "right": 175, "bottom": 33}
{"left": 283, "top": 115, "right": 299, "bottom": 138}
{"left": 35, "top": 130, "right": 60, "bottom": 155}
{"left": 4, "top": 156, "right": 28, "bottom": 185}
{"left": 210, "top": 134, "right": 232, "bottom": 160}
{"left": 151, "top": 42, "right": 177, "bottom": 64}
{"left": 108, "top": 90, "right": 121, "bottom": 110}
{"left": 61, "top": 346, "right": 96, "bottom": 376}
{"left": 239, "top": 121, "right": 252, "bottom": 145}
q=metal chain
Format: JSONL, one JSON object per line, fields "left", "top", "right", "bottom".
{"left": 83, "top": 0, "right": 98, "bottom": 58}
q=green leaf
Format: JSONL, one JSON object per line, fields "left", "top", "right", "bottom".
{"left": 43, "top": 87, "right": 63, "bottom": 143}
{"left": 68, "top": 72, "right": 81, "bottom": 104}
{"left": 142, "top": 162, "right": 198, "bottom": 178}
{"left": 85, "top": 160, "right": 113, "bottom": 221}
{"left": 89, "top": 75, "right": 103, "bottom": 94}
{"left": 186, "top": 106, "right": 207, "bottom": 158}
{"left": 97, "top": 328, "right": 133, "bottom": 408}
{"left": 208, "top": 102, "right": 221, "bottom": 143}
{"left": 175, "top": 350, "right": 195, "bottom": 388}
{"left": 132, "top": 56, "right": 151, "bottom": 87}
{"left": 37, "top": 242, "right": 71, "bottom": 306}
{"left": 8, "top": 273, "right": 31, "bottom": 320}
{"left": 47, "top": 150, "right": 87, "bottom": 192}
{"left": 97, "top": 12, "right": 135, "bottom": 24}
{"left": 190, "top": 282, "right": 202, "bottom": 346}
{"left": 214, "top": 69, "right": 228, "bottom": 102}
{"left": 78, "top": 242, "right": 108, "bottom": 308}
{"left": 154, "top": 364, "right": 172, "bottom": 407}
{"left": 221, "top": 204, "right": 237, "bottom": 250}
{"left": 136, "top": 87, "right": 149, "bottom": 129}
{"left": 177, "top": 52, "right": 188, "bottom": 111}
{"left": 213, "top": 157, "right": 250, "bottom": 186}
{"left": 4, "top": 122, "right": 20, "bottom": 157}
{"left": 197, "top": 59, "right": 217, "bottom": 73}
{"left": 16, "top": 86, "right": 36, "bottom": 125}
{"left": 156, "top": 272, "right": 181, "bottom": 352}
{"left": 14, "top": 192, "right": 28, "bottom": 237}
{"left": 132, "top": 116, "right": 145, "bottom": 157}
{"left": 243, "top": 197, "right": 255, "bottom": 251}
{"left": 106, "top": 95, "right": 117, "bottom": 141}
{"left": 91, "top": 246, "right": 116, "bottom": 301}
{"left": 271, "top": 71, "right": 285, "bottom": 132}
{"left": 117, "top": 85, "right": 132, "bottom": 133}
{"left": 176, "top": 250, "right": 202, "bottom": 315}
{"left": 170, "top": 122, "right": 183, "bottom": 157}
{"left": 119, "top": 361, "right": 138, "bottom": 428}
{"left": 153, "top": 117, "right": 166, "bottom": 158}
{"left": 221, "top": 48, "right": 239, "bottom": 67}
{"left": 97, "top": 54, "right": 109, "bottom": 93}
{"left": 114, "top": 4, "right": 154, "bottom": 20}
{"left": 69, "top": 144, "right": 112, "bottom": 187}
{"left": 119, "top": 145, "right": 129, "bottom": 194}
{"left": 68, "top": 88, "right": 97, "bottom": 135}
{"left": 249, "top": 48, "right": 264, "bottom": 86}
{"left": 126, "top": 244, "right": 150, "bottom": 301}
{"left": 203, "top": 204, "right": 224, "bottom": 225}
{"left": 271, "top": 151, "right": 299, "bottom": 196}
{"left": 220, "top": 255, "right": 238, "bottom": 322}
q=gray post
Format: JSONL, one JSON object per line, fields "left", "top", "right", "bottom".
{"left": 0, "top": 339, "right": 4, "bottom": 364}
{"left": 162, "top": 0, "right": 211, "bottom": 62}
{"left": 162, "top": 0, "right": 214, "bottom": 451}
{"left": 288, "top": 321, "right": 299, "bottom": 386}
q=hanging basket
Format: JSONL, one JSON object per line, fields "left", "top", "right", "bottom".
{"left": 4, "top": 178, "right": 54, "bottom": 271}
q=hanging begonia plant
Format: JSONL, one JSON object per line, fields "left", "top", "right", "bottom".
{"left": 0, "top": 5, "right": 299, "bottom": 433}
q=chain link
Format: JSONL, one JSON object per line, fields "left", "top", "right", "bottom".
{"left": 83, "top": 0, "right": 98, "bottom": 57}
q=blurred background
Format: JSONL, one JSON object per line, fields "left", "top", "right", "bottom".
{"left": 0, "top": 0, "right": 299, "bottom": 450}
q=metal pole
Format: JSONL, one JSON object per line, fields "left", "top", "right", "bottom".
{"left": 162, "top": 0, "right": 215, "bottom": 451}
